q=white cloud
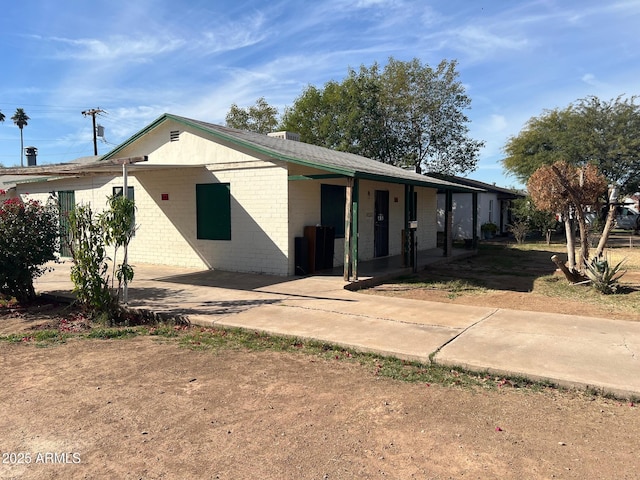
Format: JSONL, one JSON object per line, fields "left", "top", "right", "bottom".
{"left": 49, "top": 35, "right": 186, "bottom": 62}
{"left": 447, "top": 26, "right": 529, "bottom": 59}
{"left": 198, "top": 13, "right": 269, "bottom": 54}
{"left": 581, "top": 73, "right": 604, "bottom": 88}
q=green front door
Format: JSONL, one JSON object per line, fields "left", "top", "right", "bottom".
{"left": 58, "top": 190, "right": 75, "bottom": 257}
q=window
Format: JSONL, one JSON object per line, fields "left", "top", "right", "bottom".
{"left": 112, "top": 186, "right": 135, "bottom": 235}
{"left": 196, "top": 183, "right": 231, "bottom": 240}
{"left": 321, "top": 184, "right": 346, "bottom": 238}
{"left": 113, "top": 186, "right": 134, "bottom": 200}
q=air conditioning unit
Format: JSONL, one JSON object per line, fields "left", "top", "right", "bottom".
{"left": 267, "top": 131, "right": 300, "bottom": 142}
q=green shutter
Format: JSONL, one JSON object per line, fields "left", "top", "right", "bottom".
{"left": 196, "top": 183, "right": 231, "bottom": 240}
{"left": 321, "top": 184, "right": 346, "bottom": 238}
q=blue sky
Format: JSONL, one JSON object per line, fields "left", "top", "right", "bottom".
{"left": 1, "top": 0, "right": 638, "bottom": 188}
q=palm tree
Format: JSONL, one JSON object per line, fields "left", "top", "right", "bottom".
{"left": 11, "top": 108, "right": 30, "bottom": 167}
{"left": 0, "top": 110, "right": 5, "bottom": 123}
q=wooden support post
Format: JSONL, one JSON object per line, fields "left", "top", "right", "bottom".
{"left": 403, "top": 184, "right": 410, "bottom": 267}
{"left": 444, "top": 189, "right": 453, "bottom": 257}
{"left": 343, "top": 178, "right": 353, "bottom": 281}
{"left": 352, "top": 179, "right": 359, "bottom": 280}
{"left": 472, "top": 191, "right": 478, "bottom": 249}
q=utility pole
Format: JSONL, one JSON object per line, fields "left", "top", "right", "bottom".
{"left": 82, "top": 108, "right": 105, "bottom": 155}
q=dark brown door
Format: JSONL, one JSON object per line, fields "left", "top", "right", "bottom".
{"left": 374, "top": 190, "right": 389, "bottom": 257}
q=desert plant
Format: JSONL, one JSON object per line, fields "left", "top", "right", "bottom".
{"left": 0, "top": 196, "right": 59, "bottom": 302}
{"left": 584, "top": 255, "right": 627, "bottom": 294}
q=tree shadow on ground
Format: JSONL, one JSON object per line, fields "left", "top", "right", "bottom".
{"left": 407, "top": 244, "right": 562, "bottom": 293}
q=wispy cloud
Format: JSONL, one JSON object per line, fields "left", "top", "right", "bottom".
{"left": 198, "top": 12, "right": 269, "bottom": 54}
{"left": 47, "top": 35, "right": 185, "bottom": 62}
{"left": 445, "top": 26, "right": 529, "bottom": 59}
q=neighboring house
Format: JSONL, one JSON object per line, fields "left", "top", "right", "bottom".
{"left": 2, "top": 114, "right": 477, "bottom": 279}
{"left": 430, "top": 174, "right": 524, "bottom": 240}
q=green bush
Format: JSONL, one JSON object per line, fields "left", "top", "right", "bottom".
{"left": 0, "top": 196, "right": 59, "bottom": 302}
{"left": 67, "top": 196, "right": 136, "bottom": 325}
{"left": 68, "top": 203, "right": 117, "bottom": 321}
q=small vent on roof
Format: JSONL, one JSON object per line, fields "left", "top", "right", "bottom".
{"left": 267, "top": 131, "right": 300, "bottom": 142}
{"left": 170, "top": 130, "right": 180, "bottom": 142}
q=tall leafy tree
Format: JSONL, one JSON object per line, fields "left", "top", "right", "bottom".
{"left": 380, "top": 58, "right": 483, "bottom": 173}
{"left": 504, "top": 96, "right": 640, "bottom": 195}
{"left": 504, "top": 96, "right": 640, "bottom": 260}
{"left": 11, "top": 108, "right": 30, "bottom": 167}
{"left": 225, "top": 97, "right": 279, "bottom": 134}
{"left": 281, "top": 57, "right": 483, "bottom": 175}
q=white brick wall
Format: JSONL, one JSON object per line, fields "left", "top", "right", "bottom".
{"left": 287, "top": 174, "right": 439, "bottom": 272}
{"left": 12, "top": 118, "right": 440, "bottom": 276}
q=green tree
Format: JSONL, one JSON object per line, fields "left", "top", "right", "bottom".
{"left": 381, "top": 58, "right": 483, "bottom": 173}
{"left": 503, "top": 96, "right": 640, "bottom": 259}
{"left": 225, "top": 97, "right": 279, "bottom": 134}
{"left": 281, "top": 57, "right": 484, "bottom": 175}
{"left": 504, "top": 96, "right": 640, "bottom": 194}
{"left": 100, "top": 194, "right": 136, "bottom": 302}
{"left": 11, "top": 108, "right": 30, "bottom": 167}
{"left": 511, "top": 196, "right": 557, "bottom": 244}
{"left": 68, "top": 195, "right": 137, "bottom": 324}
{"left": 68, "top": 203, "right": 114, "bottom": 320}
{"left": 0, "top": 196, "right": 59, "bottom": 302}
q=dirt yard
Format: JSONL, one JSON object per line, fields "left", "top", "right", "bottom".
{"left": 1, "top": 334, "right": 640, "bottom": 480}
{"left": 2, "top": 242, "right": 640, "bottom": 479}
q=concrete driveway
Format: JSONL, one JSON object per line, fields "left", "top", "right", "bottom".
{"left": 35, "top": 261, "right": 640, "bottom": 398}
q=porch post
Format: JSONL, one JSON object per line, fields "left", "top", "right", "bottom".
{"left": 444, "top": 189, "right": 453, "bottom": 257}
{"left": 472, "top": 191, "right": 478, "bottom": 249}
{"left": 351, "top": 179, "right": 359, "bottom": 280}
{"left": 343, "top": 178, "right": 353, "bottom": 281}
{"left": 404, "top": 184, "right": 410, "bottom": 267}
{"left": 122, "top": 163, "right": 129, "bottom": 303}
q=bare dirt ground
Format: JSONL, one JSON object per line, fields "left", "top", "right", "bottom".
{"left": 2, "top": 241, "right": 640, "bottom": 479}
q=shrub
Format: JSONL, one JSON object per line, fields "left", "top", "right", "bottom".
{"left": 0, "top": 197, "right": 59, "bottom": 302}
{"left": 585, "top": 255, "right": 627, "bottom": 294}
{"left": 67, "top": 196, "right": 136, "bottom": 325}
{"left": 481, "top": 222, "right": 498, "bottom": 233}
{"left": 68, "top": 203, "right": 117, "bottom": 322}
{"left": 508, "top": 220, "right": 529, "bottom": 244}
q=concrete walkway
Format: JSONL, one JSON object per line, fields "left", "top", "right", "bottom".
{"left": 35, "top": 260, "right": 640, "bottom": 398}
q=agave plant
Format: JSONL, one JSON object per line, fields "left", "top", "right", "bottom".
{"left": 584, "top": 255, "right": 627, "bottom": 294}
